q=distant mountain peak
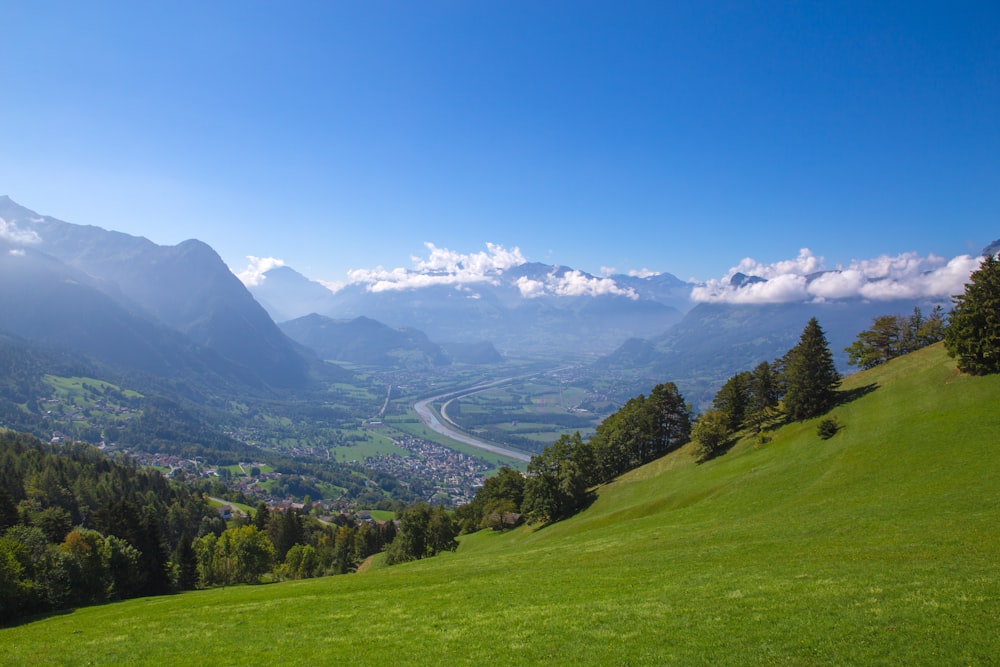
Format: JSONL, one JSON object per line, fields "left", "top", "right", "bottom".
{"left": 729, "top": 272, "right": 766, "bottom": 288}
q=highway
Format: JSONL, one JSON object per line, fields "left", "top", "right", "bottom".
{"left": 412, "top": 382, "right": 532, "bottom": 462}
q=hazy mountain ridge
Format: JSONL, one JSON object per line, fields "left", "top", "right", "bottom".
{"left": 1, "top": 194, "right": 985, "bottom": 409}
{"left": 249, "top": 261, "right": 689, "bottom": 358}
{"left": 0, "top": 196, "right": 320, "bottom": 389}
{"left": 280, "top": 314, "right": 451, "bottom": 368}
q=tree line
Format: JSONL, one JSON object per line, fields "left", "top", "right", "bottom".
{"left": 459, "top": 382, "right": 692, "bottom": 528}
{"left": 691, "top": 317, "right": 842, "bottom": 462}
{"left": 0, "top": 430, "right": 219, "bottom": 623}
{"left": 0, "top": 426, "right": 462, "bottom": 624}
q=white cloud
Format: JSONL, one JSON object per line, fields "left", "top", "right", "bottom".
{"left": 551, "top": 270, "right": 638, "bottom": 299}
{"left": 413, "top": 242, "right": 526, "bottom": 274}
{"left": 691, "top": 248, "right": 982, "bottom": 305}
{"left": 342, "top": 242, "right": 638, "bottom": 299}
{"left": 348, "top": 242, "right": 527, "bottom": 292}
{"left": 8, "top": 248, "right": 26, "bottom": 256}
{"left": 627, "top": 268, "right": 661, "bottom": 278}
{"left": 516, "top": 269, "right": 637, "bottom": 299}
{"left": 516, "top": 276, "right": 546, "bottom": 298}
{"left": 0, "top": 217, "right": 41, "bottom": 245}
{"left": 236, "top": 256, "right": 285, "bottom": 287}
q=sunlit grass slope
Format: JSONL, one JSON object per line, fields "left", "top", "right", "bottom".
{"left": 4, "top": 344, "right": 999, "bottom": 665}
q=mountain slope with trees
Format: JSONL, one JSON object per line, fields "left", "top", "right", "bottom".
{"left": 0, "top": 196, "right": 324, "bottom": 389}
{"left": 2, "top": 343, "right": 997, "bottom": 664}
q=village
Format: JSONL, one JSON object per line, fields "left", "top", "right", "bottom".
{"left": 32, "top": 384, "right": 493, "bottom": 513}
{"left": 362, "top": 435, "right": 491, "bottom": 505}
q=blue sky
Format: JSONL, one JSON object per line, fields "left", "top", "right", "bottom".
{"left": 1, "top": 1, "right": 997, "bottom": 289}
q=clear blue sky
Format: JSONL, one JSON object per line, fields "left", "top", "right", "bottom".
{"left": 1, "top": 1, "right": 997, "bottom": 285}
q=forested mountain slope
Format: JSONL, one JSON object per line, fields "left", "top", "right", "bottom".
{"left": 3, "top": 344, "right": 998, "bottom": 665}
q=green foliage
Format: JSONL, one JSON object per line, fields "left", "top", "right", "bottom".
{"left": 945, "top": 254, "right": 1000, "bottom": 374}
{"left": 691, "top": 409, "right": 730, "bottom": 462}
{"left": 713, "top": 371, "right": 751, "bottom": 432}
{"left": 522, "top": 433, "right": 594, "bottom": 524}
{"left": 747, "top": 360, "right": 782, "bottom": 431}
{"left": 3, "top": 346, "right": 998, "bottom": 664}
{"left": 0, "top": 429, "right": 221, "bottom": 623}
{"left": 783, "top": 318, "right": 841, "bottom": 421}
{"left": 455, "top": 466, "right": 525, "bottom": 532}
{"left": 195, "top": 525, "right": 275, "bottom": 586}
{"left": 846, "top": 307, "right": 946, "bottom": 369}
{"left": 385, "top": 504, "right": 458, "bottom": 565}
{"left": 590, "top": 383, "right": 690, "bottom": 483}
{"left": 816, "top": 418, "right": 839, "bottom": 440}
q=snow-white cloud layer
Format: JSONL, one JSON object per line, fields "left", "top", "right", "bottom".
{"left": 237, "top": 256, "right": 285, "bottom": 287}
{"left": 691, "top": 248, "right": 982, "bottom": 304}
{"left": 516, "top": 270, "right": 638, "bottom": 299}
{"left": 346, "top": 242, "right": 528, "bottom": 293}
{"left": 342, "top": 243, "right": 638, "bottom": 299}
{"left": 0, "top": 217, "right": 41, "bottom": 245}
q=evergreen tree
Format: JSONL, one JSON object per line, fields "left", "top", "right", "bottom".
{"left": 783, "top": 318, "right": 841, "bottom": 421}
{"left": 747, "top": 361, "right": 782, "bottom": 431}
{"left": 173, "top": 533, "right": 199, "bottom": 591}
{"left": 252, "top": 501, "right": 269, "bottom": 531}
{"left": 713, "top": 371, "right": 751, "bottom": 431}
{"left": 522, "top": 433, "right": 592, "bottom": 524}
{"left": 945, "top": 254, "right": 1000, "bottom": 374}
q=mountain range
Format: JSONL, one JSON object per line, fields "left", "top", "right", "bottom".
{"left": 0, "top": 195, "right": 983, "bottom": 412}
{"left": 250, "top": 262, "right": 691, "bottom": 358}
{"left": 0, "top": 196, "right": 325, "bottom": 391}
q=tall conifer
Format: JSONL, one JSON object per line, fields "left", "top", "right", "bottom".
{"left": 945, "top": 254, "right": 1000, "bottom": 374}
{"left": 783, "top": 318, "right": 840, "bottom": 421}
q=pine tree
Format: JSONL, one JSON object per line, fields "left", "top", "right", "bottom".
{"left": 783, "top": 318, "right": 841, "bottom": 421}
{"left": 713, "top": 371, "right": 751, "bottom": 431}
{"left": 945, "top": 254, "right": 1000, "bottom": 374}
{"left": 747, "top": 361, "right": 781, "bottom": 431}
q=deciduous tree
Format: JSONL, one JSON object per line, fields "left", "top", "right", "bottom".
{"left": 691, "top": 409, "right": 731, "bottom": 463}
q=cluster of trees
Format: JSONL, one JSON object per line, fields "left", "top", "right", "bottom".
{"left": 692, "top": 318, "right": 840, "bottom": 462}
{"left": 946, "top": 253, "right": 1000, "bottom": 375}
{"left": 455, "top": 466, "right": 525, "bottom": 532}
{"left": 842, "top": 252, "right": 1000, "bottom": 378}
{"left": 0, "top": 430, "right": 221, "bottom": 624}
{"left": 384, "top": 503, "right": 459, "bottom": 565}
{"left": 0, "top": 428, "right": 413, "bottom": 624}
{"left": 845, "top": 307, "right": 946, "bottom": 370}
{"left": 694, "top": 252, "right": 1000, "bottom": 461}
{"left": 460, "top": 383, "right": 691, "bottom": 527}
{"left": 192, "top": 503, "right": 399, "bottom": 586}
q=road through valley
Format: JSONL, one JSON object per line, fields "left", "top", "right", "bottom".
{"left": 413, "top": 383, "right": 532, "bottom": 463}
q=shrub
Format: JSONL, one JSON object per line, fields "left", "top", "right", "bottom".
{"left": 817, "top": 418, "right": 839, "bottom": 440}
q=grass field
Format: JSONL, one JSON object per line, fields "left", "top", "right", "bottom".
{"left": 3, "top": 344, "right": 998, "bottom": 665}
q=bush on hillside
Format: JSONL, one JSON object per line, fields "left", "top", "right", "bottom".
{"left": 817, "top": 418, "right": 839, "bottom": 440}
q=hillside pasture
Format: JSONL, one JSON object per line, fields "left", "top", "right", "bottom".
{"left": 3, "top": 345, "right": 998, "bottom": 665}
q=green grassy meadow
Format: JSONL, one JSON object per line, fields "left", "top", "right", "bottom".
{"left": 4, "top": 344, "right": 999, "bottom": 665}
